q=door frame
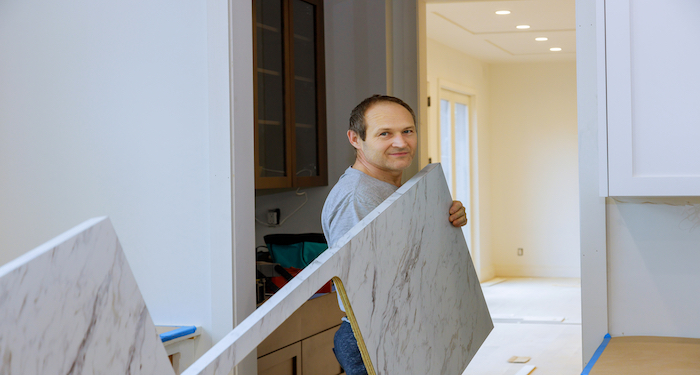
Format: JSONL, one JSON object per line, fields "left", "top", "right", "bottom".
{"left": 433, "top": 78, "right": 482, "bottom": 277}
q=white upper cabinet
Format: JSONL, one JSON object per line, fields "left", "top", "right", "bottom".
{"left": 602, "top": 0, "right": 700, "bottom": 196}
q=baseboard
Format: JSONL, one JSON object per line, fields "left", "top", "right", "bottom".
{"left": 494, "top": 265, "right": 580, "bottom": 278}
{"left": 478, "top": 266, "right": 496, "bottom": 282}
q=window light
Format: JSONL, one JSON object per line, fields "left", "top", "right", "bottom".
{"left": 516, "top": 25, "right": 530, "bottom": 29}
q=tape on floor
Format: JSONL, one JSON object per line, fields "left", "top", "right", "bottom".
{"left": 581, "top": 333, "right": 612, "bottom": 375}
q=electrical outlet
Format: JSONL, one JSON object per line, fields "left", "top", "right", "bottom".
{"left": 267, "top": 209, "right": 280, "bottom": 225}
{"left": 517, "top": 248, "right": 524, "bottom": 256}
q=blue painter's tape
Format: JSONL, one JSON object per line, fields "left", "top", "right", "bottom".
{"left": 581, "top": 333, "right": 612, "bottom": 375}
{"left": 160, "top": 326, "right": 197, "bottom": 342}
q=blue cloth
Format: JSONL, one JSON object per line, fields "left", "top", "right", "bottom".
{"left": 333, "top": 321, "right": 368, "bottom": 375}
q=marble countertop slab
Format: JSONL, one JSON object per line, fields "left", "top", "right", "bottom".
{"left": 0, "top": 217, "right": 174, "bottom": 375}
{"left": 185, "top": 164, "right": 493, "bottom": 375}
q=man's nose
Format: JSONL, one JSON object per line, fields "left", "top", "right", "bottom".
{"left": 392, "top": 134, "right": 408, "bottom": 148}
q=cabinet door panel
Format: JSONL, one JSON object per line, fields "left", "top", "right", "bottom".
{"left": 254, "top": 0, "right": 327, "bottom": 189}
{"left": 606, "top": 0, "right": 700, "bottom": 196}
{"left": 258, "top": 342, "right": 302, "bottom": 375}
{"left": 292, "top": 0, "right": 324, "bottom": 184}
{"left": 256, "top": 0, "right": 289, "bottom": 180}
{"left": 301, "top": 327, "right": 342, "bottom": 375}
{"left": 258, "top": 292, "right": 346, "bottom": 358}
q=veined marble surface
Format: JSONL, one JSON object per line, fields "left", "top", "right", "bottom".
{"left": 0, "top": 217, "right": 173, "bottom": 375}
{"left": 185, "top": 164, "right": 493, "bottom": 375}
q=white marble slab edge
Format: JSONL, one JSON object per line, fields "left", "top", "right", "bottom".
{"left": 0, "top": 216, "right": 106, "bottom": 278}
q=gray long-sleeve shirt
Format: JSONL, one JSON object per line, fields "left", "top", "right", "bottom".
{"left": 321, "top": 167, "right": 398, "bottom": 247}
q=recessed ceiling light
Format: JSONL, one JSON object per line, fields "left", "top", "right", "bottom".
{"left": 550, "top": 47, "right": 562, "bottom": 51}
{"left": 516, "top": 25, "right": 530, "bottom": 29}
{"left": 495, "top": 10, "right": 511, "bottom": 15}
{"left": 535, "top": 37, "right": 548, "bottom": 41}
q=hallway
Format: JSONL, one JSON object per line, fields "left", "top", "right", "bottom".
{"left": 464, "top": 278, "right": 582, "bottom": 375}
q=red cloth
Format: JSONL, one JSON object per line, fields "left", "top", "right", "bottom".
{"left": 270, "top": 267, "right": 332, "bottom": 294}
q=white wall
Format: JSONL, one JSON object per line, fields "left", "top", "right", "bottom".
{"left": 228, "top": 1, "right": 258, "bottom": 372}
{"left": 0, "top": 0, "right": 216, "bottom": 350}
{"left": 607, "top": 198, "right": 700, "bottom": 338}
{"left": 489, "top": 62, "right": 580, "bottom": 278}
{"left": 576, "top": 0, "right": 608, "bottom": 365}
{"left": 426, "top": 38, "right": 494, "bottom": 281}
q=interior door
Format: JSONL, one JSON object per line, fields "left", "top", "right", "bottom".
{"left": 438, "top": 88, "right": 473, "bottom": 256}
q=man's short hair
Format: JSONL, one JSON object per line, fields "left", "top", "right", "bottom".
{"left": 349, "top": 95, "right": 416, "bottom": 141}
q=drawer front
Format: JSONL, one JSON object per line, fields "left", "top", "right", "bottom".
{"left": 258, "top": 292, "right": 346, "bottom": 357}
{"left": 258, "top": 342, "right": 302, "bottom": 375}
{"left": 302, "top": 326, "right": 342, "bottom": 375}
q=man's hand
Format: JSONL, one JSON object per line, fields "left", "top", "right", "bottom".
{"left": 449, "top": 200, "right": 468, "bottom": 227}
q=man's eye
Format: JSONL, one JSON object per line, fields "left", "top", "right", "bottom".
{"left": 403, "top": 129, "right": 414, "bottom": 134}
{"left": 379, "top": 132, "right": 389, "bottom": 136}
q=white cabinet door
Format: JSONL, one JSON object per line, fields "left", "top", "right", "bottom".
{"left": 605, "top": 0, "right": 700, "bottom": 196}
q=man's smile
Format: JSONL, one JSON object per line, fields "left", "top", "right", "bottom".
{"left": 388, "top": 150, "right": 411, "bottom": 157}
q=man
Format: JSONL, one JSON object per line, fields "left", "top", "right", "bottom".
{"left": 321, "top": 95, "right": 468, "bottom": 375}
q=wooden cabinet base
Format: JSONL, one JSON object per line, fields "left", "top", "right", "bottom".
{"left": 302, "top": 327, "right": 343, "bottom": 375}
{"left": 258, "top": 342, "right": 302, "bottom": 375}
{"left": 257, "top": 292, "right": 346, "bottom": 375}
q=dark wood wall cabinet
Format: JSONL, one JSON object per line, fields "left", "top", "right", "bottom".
{"left": 254, "top": 0, "right": 327, "bottom": 190}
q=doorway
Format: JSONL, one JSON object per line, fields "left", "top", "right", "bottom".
{"left": 421, "top": 0, "right": 581, "bottom": 373}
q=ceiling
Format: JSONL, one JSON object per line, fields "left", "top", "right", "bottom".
{"left": 426, "top": 0, "right": 576, "bottom": 63}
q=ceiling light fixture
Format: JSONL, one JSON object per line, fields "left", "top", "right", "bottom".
{"left": 550, "top": 47, "right": 562, "bottom": 51}
{"left": 535, "top": 37, "right": 548, "bottom": 41}
{"left": 516, "top": 25, "right": 530, "bottom": 29}
{"left": 495, "top": 10, "right": 511, "bottom": 15}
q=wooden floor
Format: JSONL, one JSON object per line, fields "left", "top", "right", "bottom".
{"left": 462, "top": 277, "right": 582, "bottom": 375}
{"left": 590, "top": 336, "right": 700, "bottom": 375}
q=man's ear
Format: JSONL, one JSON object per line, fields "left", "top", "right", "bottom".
{"left": 347, "top": 130, "right": 362, "bottom": 150}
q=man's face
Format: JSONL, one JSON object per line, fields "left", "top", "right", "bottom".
{"left": 352, "top": 102, "right": 417, "bottom": 173}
